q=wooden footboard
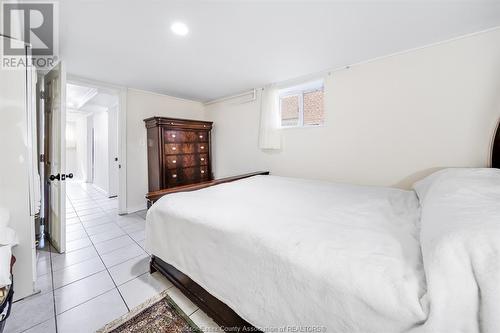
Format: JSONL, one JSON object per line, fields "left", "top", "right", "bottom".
{"left": 150, "top": 256, "right": 257, "bottom": 331}
{"left": 146, "top": 171, "right": 270, "bottom": 206}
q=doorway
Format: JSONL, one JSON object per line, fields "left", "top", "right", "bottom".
{"left": 38, "top": 72, "right": 126, "bottom": 255}
{"left": 65, "top": 82, "right": 120, "bottom": 205}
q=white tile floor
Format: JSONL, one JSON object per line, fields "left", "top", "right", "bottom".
{"left": 5, "top": 182, "right": 218, "bottom": 333}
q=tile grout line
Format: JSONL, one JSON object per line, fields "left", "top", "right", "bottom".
{"left": 112, "top": 214, "right": 148, "bottom": 257}
{"left": 76, "top": 186, "right": 205, "bottom": 322}
{"left": 53, "top": 286, "right": 116, "bottom": 317}
{"left": 17, "top": 244, "right": 59, "bottom": 333}
{"left": 50, "top": 248, "right": 59, "bottom": 333}
{"left": 66, "top": 220, "right": 136, "bottom": 253}
{"left": 124, "top": 208, "right": 203, "bottom": 319}
{"left": 63, "top": 194, "right": 143, "bottom": 269}
{"left": 52, "top": 268, "right": 106, "bottom": 292}
{"left": 58, "top": 183, "right": 150, "bottom": 321}
{"left": 49, "top": 194, "right": 78, "bottom": 333}
{"left": 74, "top": 182, "right": 154, "bottom": 305}
{"left": 73, "top": 183, "right": 132, "bottom": 312}
{"left": 107, "top": 255, "right": 151, "bottom": 287}
{"left": 52, "top": 252, "right": 145, "bottom": 296}
{"left": 21, "top": 182, "right": 197, "bottom": 332}
{"left": 50, "top": 236, "right": 141, "bottom": 276}
{"left": 73, "top": 180, "right": 147, "bottom": 253}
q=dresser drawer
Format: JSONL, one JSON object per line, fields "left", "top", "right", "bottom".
{"left": 164, "top": 130, "right": 209, "bottom": 143}
{"left": 166, "top": 154, "right": 208, "bottom": 169}
{"left": 166, "top": 169, "right": 181, "bottom": 185}
{"left": 165, "top": 143, "right": 207, "bottom": 155}
{"left": 166, "top": 166, "right": 210, "bottom": 185}
{"left": 200, "top": 165, "right": 209, "bottom": 180}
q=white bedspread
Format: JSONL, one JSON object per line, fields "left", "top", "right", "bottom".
{"left": 411, "top": 168, "right": 500, "bottom": 333}
{"left": 146, "top": 175, "right": 427, "bottom": 332}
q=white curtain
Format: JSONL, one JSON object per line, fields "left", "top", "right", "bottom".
{"left": 258, "top": 85, "right": 281, "bottom": 150}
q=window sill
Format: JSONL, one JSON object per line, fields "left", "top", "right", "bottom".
{"left": 280, "top": 124, "right": 325, "bottom": 130}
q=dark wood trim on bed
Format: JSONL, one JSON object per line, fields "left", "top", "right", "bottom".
{"left": 150, "top": 256, "right": 257, "bottom": 331}
{"left": 492, "top": 121, "right": 500, "bottom": 168}
{"left": 146, "top": 171, "right": 270, "bottom": 206}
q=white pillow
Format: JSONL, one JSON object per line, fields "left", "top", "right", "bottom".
{"left": 412, "top": 168, "right": 499, "bottom": 204}
{"left": 413, "top": 167, "right": 500, "bottom": 331}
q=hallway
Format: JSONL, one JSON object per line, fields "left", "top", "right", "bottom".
{"left": 5, "top": 182, "right": 217, "bottom": 333}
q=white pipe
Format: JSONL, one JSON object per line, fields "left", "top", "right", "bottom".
{"left": 204, "top": 25, "right": 500, "bottom": 106}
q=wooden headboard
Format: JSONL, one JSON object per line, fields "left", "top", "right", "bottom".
{"left": 493, "top": 121, "right": 500, "bottom": 168}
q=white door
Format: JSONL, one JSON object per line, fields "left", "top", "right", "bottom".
{"left": 45, "top": 62, "right": 67, "bottom": 253}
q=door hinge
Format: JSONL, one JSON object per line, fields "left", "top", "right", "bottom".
{"left": 40, "top": 90, "right": 46, "bottom": 99}
{"left": 40, "top": 154, "right": 45, "bottom": 162}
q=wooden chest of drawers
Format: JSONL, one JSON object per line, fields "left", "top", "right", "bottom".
{"left": 144, "top": 117, "right": 213, "bottom": 192}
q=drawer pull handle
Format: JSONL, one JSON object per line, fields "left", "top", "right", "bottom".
{"left": 172, "top": 160, "right": 177, "bottom": 163}
{"left": 172, "top": 134, "right": 176, "bottom": 138}
{"left": 200, "top": 146, "right": 205, "bottom": 149}
{"left": 201, "top": 170, "right": 205, "bottom": 174}
{"left": 172, "top": 147, "right": 177, "bottom": 151}
{"left": 172, "top": 174, "right": 177, "bottom": 178}
{"left": 201, "top": 158, "right": 205, "bottom": 161}
{"left": 199, "top": 135, "right": 203, "bottom": 139}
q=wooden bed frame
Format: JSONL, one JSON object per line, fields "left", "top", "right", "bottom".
{"left": 492, "top": 121, "right": 500, "bottom": 168}
{"left": 148, "top": 127, "right": 500, "bottom": 331}
{"left": 150, "top": 256, "right": 253, "bottom": 329}
{"left": 147, "top": 171, "right": 269, "bottom": 330}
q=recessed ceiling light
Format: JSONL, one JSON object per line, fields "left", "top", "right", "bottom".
{"left": 171, "top": 22, "right": 189, "bottom": 36}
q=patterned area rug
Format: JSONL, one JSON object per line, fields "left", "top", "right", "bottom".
{"left": 97, "top": 290, "right": 202, "bottom": 333}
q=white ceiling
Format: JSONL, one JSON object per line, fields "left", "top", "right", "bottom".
{"left": 67, "top": 83, "right": 119, "bottom": 115}
{"left": 60, "top": 1, "right": 500, "bottom": 102}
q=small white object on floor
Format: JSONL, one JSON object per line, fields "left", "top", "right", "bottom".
{"left": 0, "top": 207, "right": 17, "bottom": 288}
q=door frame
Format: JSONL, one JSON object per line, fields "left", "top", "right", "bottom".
{"left": 66, "top": 75, "right": 127, "bottom": 215}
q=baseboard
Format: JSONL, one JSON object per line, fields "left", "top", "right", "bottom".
{"left": 126, "top": 205, "right": 147, "bottom": 214}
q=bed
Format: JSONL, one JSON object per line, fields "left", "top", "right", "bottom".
{"left": 145, "top": 127, "right": 500, "bottom": 332}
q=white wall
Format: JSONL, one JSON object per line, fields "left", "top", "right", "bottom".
{"left": 66, "top": 113, "right": 89, "bottom": 181}
{"left": 92, "top": 110, "right": 109, "bottom": 193}
{"left": 126, "top": 89, "right": 205, "bottom": 212}
{"left": 86, "top": 115, "right": 93, "bottom": 183}
{"left": 108, "top": 105, "right": 119, "bottom": 197}
{"left": 205, "top": 28, "right": 500, "bottom": 189}
{"left": 66, "top": 120, "right": 79, "bottom": 179}
{"left": 76, "top": 115, "right": 89, "bottom": 181}
{"left": 207, "top": 94, "right": 269, "bottom": 178}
